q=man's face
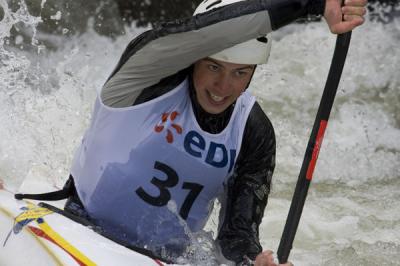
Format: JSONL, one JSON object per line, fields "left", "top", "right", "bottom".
{"left": 192, "top": 58, "right": 255, "bottom": 114}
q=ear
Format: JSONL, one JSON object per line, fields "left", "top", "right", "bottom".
{"left": 244, "top": 65, "right": 257, "bottom": 90}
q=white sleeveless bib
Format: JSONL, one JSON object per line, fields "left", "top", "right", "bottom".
{"left": 71, "top": 78, "right": 255, "bottom": 249}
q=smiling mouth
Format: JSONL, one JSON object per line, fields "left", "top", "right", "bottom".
{"left": 208, "top": 91, "right": 225, "bottom": 103}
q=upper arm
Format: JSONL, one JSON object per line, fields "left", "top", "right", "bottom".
{"left": 101, "top": 2, "right": 273, "bottom": 107}
{"left": 236, "top": 102, "right": 276, "bottom": 187}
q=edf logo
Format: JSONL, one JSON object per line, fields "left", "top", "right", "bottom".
{"left": 154, "top": 112, "right": 236, "bottom": 173}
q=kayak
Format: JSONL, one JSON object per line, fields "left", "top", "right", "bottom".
{"left": 0, "top": 188, "right": 178, "bottom": 266}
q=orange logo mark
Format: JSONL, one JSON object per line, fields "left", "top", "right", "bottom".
{"left": 154, "top": 111, "right": 183, "bottom": 143}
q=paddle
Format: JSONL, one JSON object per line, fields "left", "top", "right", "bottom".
{"left": 277, "top": 29, "right": 352, "bottom": 263}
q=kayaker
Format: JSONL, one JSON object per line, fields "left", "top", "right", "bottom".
{"left": 60, "top": 0, "right": 366, "bottom": 265}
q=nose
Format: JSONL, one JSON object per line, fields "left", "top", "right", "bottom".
{"left": 213, "top": 73, "right": 231, "bottom": 95}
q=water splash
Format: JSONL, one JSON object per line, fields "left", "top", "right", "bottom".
{"left": 0, "top": 0, "right": 137, "bottom": 189}
{"left": 0, "top": 0, "right": 43, "bottom": 51}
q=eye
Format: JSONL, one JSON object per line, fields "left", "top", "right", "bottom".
{"left": 234, "top": 70, "right": 250, "bottom": 77}
{"left": 207, "top": 64, "right": 219, "bottom": 72}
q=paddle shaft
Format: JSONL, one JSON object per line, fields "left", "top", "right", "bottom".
{"left": 277, "top": 31, "right": 352, "bottom": 264}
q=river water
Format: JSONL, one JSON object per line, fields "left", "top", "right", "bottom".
{"left": 1, "top": 0, "right": 399, "bottom": 265}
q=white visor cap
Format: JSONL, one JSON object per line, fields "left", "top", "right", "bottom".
{"left": 194, "top": 0, "right": 272, "bottom": 65}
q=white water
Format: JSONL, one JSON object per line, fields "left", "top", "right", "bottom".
{"left": 1, "top": 1, "right": 399, "bottom": 265}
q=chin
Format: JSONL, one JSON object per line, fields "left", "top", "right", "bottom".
{"left": 198, "top": 95, "right": 229, "bottom": 114}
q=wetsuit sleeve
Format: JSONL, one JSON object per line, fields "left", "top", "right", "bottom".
{"left": 217, "top": 102, "right": 276, "bottom": 263}
{"left": 101, "top": 0, "right": 325, "bottom": 107}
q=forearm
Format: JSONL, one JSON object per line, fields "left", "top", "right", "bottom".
{"left": 217, "top": 173, "right": 272, "bottom": 263}
{"left": 101, "top": 0, "right": 325, "bottom": 107}
{"left": 217, "top": 102, "right": 276, "bottom": 263}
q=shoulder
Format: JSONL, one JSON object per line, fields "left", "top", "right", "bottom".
{"left": 244, "top": 101, "right": 275, "bottom": 141}
{"left": 234, "top": 100, "right": 276, "bottom": 180}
